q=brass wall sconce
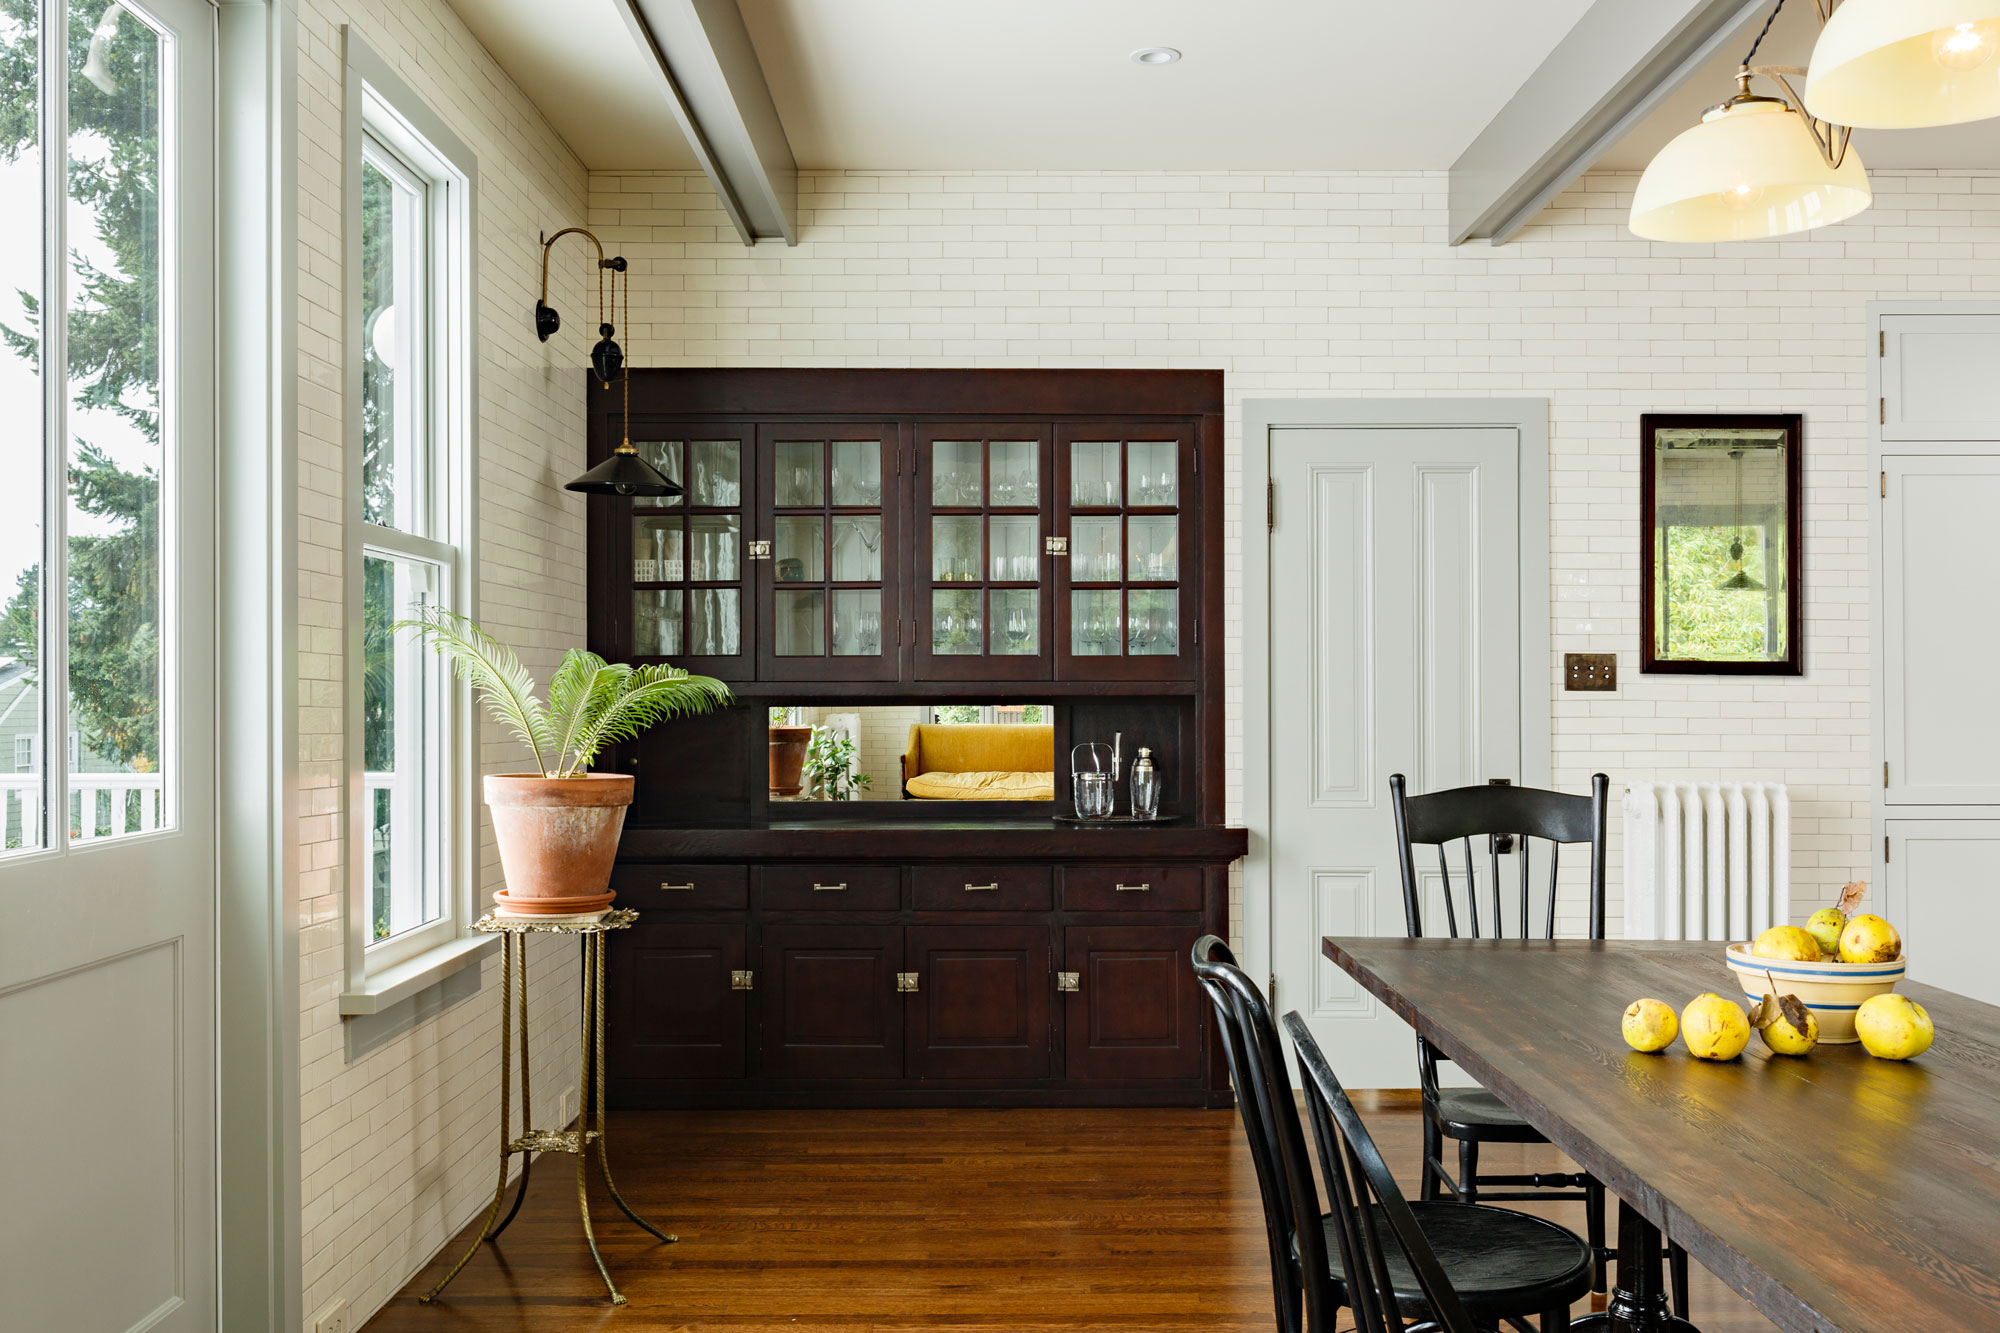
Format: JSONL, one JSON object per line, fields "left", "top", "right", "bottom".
{"left": 536, "top": 226, "right": 628, "bottom": 387}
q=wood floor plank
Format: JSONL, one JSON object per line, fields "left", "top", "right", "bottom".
{"left": 361, "top": 1105, "right": 1778, "bottom": 1332}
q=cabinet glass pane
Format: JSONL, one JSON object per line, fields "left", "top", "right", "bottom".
{"left": 1128, "top": 440, "right": 1177, "bottom": 506}
{"left": 933, "top": 440, "right": 982, "bottom": 505}
{"left": 634, "top": 441, "right": 683, "bottom": 507}
{"left": 687, "top": 440, "right": 741, "bottom": 506}
{"left": 989, "top": 516, "right": 1039, "bottom": 582}
{"left": 1071, "top": 516, "right": 1121, "bottom": 582}
{"left": 774, "top": 516, "right": 824, "bottom": 583}
{"left": 688, "top": 589, "right": 740, "bottom": 657}
{"left": 688, "top": 515, "right": 740, "bottom": 581}
{"left": 1072, "top": 590, "right": 1122, "bottom": 656}
{"left": 830, "top": 440, "right": 883, "bottom": 506}
{"left": 831, "top": 516, "right": 883, "bottom": 581}
{"left": 933, "top": 515, "right": 981, "bottom": 582}
{"left": 932, "top": 589, "right": 982, "bottom": 655}
{"left": 633, "top": 590, "right": 682, "bottom": 656}
{"left": 1128, "top": 589, "right": 1179, "bottom": 655}
{"left": 774, "top": 589, "right": 824, "bottom": 656}
{"left": 990, "top": 441, "right": 1039, "bottom": 507}
{"left": 633, "top": 516, "right": 683, "bottom": 583}
{"left": 1128, "top": 515, "right": 1177, "bottom": 582}
{"left": 1071, "top": 441, "right": 1120, "bottom": 507}
{"left": 991, "top": 589, "right": 1039, "bottom": 655}
{"left": 775, "top": 440, "right": 823, "bottom": 506}
{"left": 831, "top": 589, "right": 884, "bottom": 656}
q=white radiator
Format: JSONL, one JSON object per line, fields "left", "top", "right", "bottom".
{"left": 1622, "top": 782, "right": 1790, "bottom": 941}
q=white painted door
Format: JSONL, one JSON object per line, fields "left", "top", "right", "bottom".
{"left": 0, "top": 0, "right": 217, "bottom": 1328}
{"left": 1881, "top": 457, "right": 2000, "bottom": 805}
{"left": 1268, "top": 426, "right": 1521, "bottom": 1090}
{"left": 1882, "top": 313, "right": 2000, "bottom": 441}
{"left": 1884, "top": 820, "right": 2000, "bottom": 1006}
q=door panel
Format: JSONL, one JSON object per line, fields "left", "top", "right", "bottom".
{"left": 1884, "top": 821, "right": 2000, "bottom": 1006}
{"left": 1268, "top": 426, "right": 1520, "bottom": 1089}
{"left": 1062, "top": 925, "right": 1204, "bottom": 1082}
{"left": 609, "top": 923, "right": 749, "bottom": 1079}
{"left": 759, "top": 922, "right": 903, "bottom": 1078}
{"left": 907, "top": 924, "right": 1052, "bottom": 1079}
{"left": 1883, "top": 458, "right": 2000, "bottom": 804}
{"left": 914, "top": 423, "right": 1054, "bottom": 681}
{"left": 620, "top": 422, "right": 755, "bottom": 681}
{"left": 1883, "top": 313, "right": 2000, "bottom": 441}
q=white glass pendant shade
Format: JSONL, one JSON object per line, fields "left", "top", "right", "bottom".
{"left": 1806, "top": 0, "right": 2000, "bottom": 128}
{"left": 1630, "top": 100, "right": 1871, "bottom": 242}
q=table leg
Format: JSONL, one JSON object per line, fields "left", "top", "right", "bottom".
{"left": 574, "top": 934, "right": 627, "bottom": 1305}
{"left": 490, "top": 933, "right": 534, "bottom": 1240}
{"left": 1572, "top": 1200, "right": 1701, "bottom": 1333}
{"left": 591, "top": 922, "right": 676, "bottom": 1244}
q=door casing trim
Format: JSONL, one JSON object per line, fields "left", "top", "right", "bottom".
{"left": 1240, "top": 398, "right": 1553, "bottom": 1005}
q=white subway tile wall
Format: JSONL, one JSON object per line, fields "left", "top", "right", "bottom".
{"left": 295, "top": 1, "right": 593, "bottom": 1326}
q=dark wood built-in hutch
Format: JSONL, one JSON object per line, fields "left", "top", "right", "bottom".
{"left": 588, "top": 369, "right": 1245, "bottom": 1107}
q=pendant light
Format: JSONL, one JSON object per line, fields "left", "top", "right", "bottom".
{"left": 562, "top": 251, "right": 681, "bottom": 499}
{"left": 1631, "top": 2, "right": 1869, "bottom": 242}
{"left": 1806, "top": 0, "right": 2000, "bottom": 129}
{"left": 1718, "top": 449, "right": 1765, "bottom": 593}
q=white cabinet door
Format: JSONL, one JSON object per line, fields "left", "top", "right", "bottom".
{"left": 1883, "top": 313, "right": 2000, "bottom": 441}
{"left": 1882, "top": 458, "right": 2000, "bottom": 804}
{"left": 1884, "top": 820, "right": 2000, "bottom": 1005}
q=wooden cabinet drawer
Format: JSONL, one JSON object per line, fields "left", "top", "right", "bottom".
{"left": 1063, "top": 865, "right": 1202, "bottom": 912}
{"left": 759, "top": 865, "right": 901, "bottom": 911}
{"left": 912, "top": 865, "right": 1052, "bottom": 912}
{"left": 612, "top": 864, "right": 748, "bottom": 911}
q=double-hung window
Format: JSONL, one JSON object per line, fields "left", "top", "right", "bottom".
{"left": 341, "top": 33, "right": 480, "bottom": 1006}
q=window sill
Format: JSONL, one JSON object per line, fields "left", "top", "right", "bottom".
{"left": 340, "top": 932, "right": 499, "bottom": 1015}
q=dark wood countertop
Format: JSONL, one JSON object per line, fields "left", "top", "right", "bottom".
{"left": 617, "top": 820, "right": 1248, "bottom": 863}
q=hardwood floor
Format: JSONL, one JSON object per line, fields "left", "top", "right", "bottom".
{"left": 363, "top": 1099, "right": 1780, "bottom": 1332}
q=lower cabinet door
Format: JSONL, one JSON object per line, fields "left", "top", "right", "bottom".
{"left": 760, "top": 921, "right": 905, "bottom": 1079}
{"left": 609, "top": 922, "right": 749, "bottom": 1080}
{"left": 1062, "top": 925, "right": 1205, "bottom": 1082}
{"left": 906, "top": 924, "right": 1053, "bottom": 1081}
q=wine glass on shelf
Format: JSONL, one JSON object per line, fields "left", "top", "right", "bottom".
{"left": 1005, "top": 608, "right": 1031, "bottom": 653}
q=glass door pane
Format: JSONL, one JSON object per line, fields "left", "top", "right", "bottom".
{"left": 1057, "top": 429, "right": 1194, "bottom": 680}
{"left": 916, "top": 427, "right": 1051, "bottom": 681}
{"left": 758, "top": 426, "right": 897, "bottom": 680}
{"left": 627, "top": 434, "right": 745, "bottom": 673}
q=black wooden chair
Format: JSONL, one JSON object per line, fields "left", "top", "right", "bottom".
{"left": 1192, "top": 935, "right": 1593, "bottom": 1333}
{"left": 1389, "top": 772, "right": 1688, "bottom": 1315}
{"left": 1283, "top": 1011, "right": 1592, "bottom": 1333}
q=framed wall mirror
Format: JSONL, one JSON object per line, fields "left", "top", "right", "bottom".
{"left": 1640, "top": 413, "right": 1802, "bottom": 675}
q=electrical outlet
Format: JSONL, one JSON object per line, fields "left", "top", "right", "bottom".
{"left": 558, "top": 1087, "right": 576, "bottom": 1129}
{"left": 312, "top": 1299, "right": 348, "bottom": 1333}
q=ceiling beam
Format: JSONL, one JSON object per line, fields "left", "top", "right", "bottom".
{"left": 613, "top": 0, "right": 798, "bottom": 245}
{"left": 1448, "top": 0, "right": 1771, "bottom": 246}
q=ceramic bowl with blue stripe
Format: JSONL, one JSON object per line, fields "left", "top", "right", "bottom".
{"left": 1725, "top": 942, "right": 1906, "bottom": 1044}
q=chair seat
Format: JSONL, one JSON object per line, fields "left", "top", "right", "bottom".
{"left": 1433, "top": 1088, "right": 1547, "bottom": 1142}
{"left": 1315, "top": 1201, "right": 1593, "bottom": 1318}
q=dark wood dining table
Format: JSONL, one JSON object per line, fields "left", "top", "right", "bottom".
{"left": 1321, "top": 936, "right": 2000, "bottom": 1333}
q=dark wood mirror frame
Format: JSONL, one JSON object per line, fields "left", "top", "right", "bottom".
{"left": 1639, "top": 412, "right": 1803, "bottom": 676}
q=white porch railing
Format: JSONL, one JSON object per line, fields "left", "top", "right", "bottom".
{"left": 0, "top": 772, "right": 166, "bottom": 849}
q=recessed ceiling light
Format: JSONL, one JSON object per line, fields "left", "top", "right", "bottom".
{"left": 1130, "top": 47, "right": 1180, "bottom": 66}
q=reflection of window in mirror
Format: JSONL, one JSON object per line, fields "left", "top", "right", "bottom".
{"left": 1640, "top": 414, "right": 1801, "bottom": 676}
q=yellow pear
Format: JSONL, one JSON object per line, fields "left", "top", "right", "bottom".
{"left": 1805, "top": 908, "right": 1846, "bottom": 958}
{"left": 1855, "top": 994, "right": 1933, "bottom": 1060}
{"left": 1752, "top": 925, "right": 1823, "bottom": 963}
{"left": 1622, "top": 998, "right": 1679, "bottom": 1053}
{"left": 1838, "top": 914, "right": 1902, "bottom": 964}
{"left": 1757, "top": 1003, "right": 1819, "bottom": 1056}
{"left": 1681, "top": 993, "right": 1750, "bottom": 1061}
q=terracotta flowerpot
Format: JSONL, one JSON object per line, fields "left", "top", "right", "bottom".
{"left": 484, "top": 773, "right": 634, "bottom": 907}
{"left": 769, "top": 725, "right": 813, "bottom": 796}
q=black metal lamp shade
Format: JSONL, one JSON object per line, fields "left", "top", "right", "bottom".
{"left": 565, "top": 442, "right": 683, "bottom": 498}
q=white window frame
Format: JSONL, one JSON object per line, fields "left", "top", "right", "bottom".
{"left": 339, "top": 30, "right": 485, "bottom": 1013}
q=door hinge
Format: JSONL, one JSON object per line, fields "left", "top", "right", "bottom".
{"left": 1192, "top": 619, "right": 1198, "bottom": 647}
{"left": 1880, "top": 397, "right": 1886, "bottom": 425}
{"left": 1879, "top": 329, "right": 1885, "bottom": 357}
{"left": 1881, "top": 470, "right": 1887, "bottom": 498}
{"left": 1885, "top": 834, "right": 1891, "bottom": 864}
{"left": 896, "top": 972, "right": 920, "bottom": 993}
{"left": 1056, "top": 971, "right": 1080, "bottom": 993}
{"left": 1268, "top": 974, "right": 1278, "bottom": 1003}
{"left": 1884, "top": 761, "right": 1890, "bottom": 788}
{"left": 1267, "top": 479, "right": 1275, "bottom": 532}
{"left": 730, "top": 970, "right": 754, "bottom": 991}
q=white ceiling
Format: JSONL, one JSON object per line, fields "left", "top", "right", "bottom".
{"left": 449, "top": 0, "right": 1600, "bottom": 172}
{"left": 1599, "top": 0, "right": 2000, "bottom": 171}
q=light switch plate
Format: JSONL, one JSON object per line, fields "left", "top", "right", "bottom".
{"left": 1564, "top": 652, "right": 1617, "bottom": 691}
{"left": 313, "top": 1299, "right": 348, "bottom": 1333}
{"left": 558, "top": 1087, "right": 576, "bottom": 1129}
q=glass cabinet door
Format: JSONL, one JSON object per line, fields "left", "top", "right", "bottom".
{"left": 915, "top": 425, "right": 1054, "bottom": 682}
{"left": 755, "top": 424, "right": 900, "bottom": 682}
{"left": 624, "top": 430, "right": 752, "bottom": 681}
{"left": 1055, "top": 425, "right": 1197, "bottom": 681}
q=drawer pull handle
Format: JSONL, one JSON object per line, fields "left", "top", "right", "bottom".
{"left": 661, "top": 882, "right": 695, "bottom": 891}
{"left": 964, "top": 882, "right": 999, "bottom": 892}
{"left": 812, "top": 882, "right": 847, "bottom": 892}
{"left": 1115, "top": 882, "right": 1151, "bottom": 892}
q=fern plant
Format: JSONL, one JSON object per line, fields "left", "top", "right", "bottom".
{"left": 396, "top": 606, "right": 732, "bottom": 778}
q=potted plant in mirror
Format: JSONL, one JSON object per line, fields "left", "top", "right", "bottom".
{"left": 803, "top": 729, "right": 871, "bottom": 801}
{"left": 400, "top": 607, "right": 731, "bottom": 913}
{"left": 768, "top": 706, "right": 812, "bottom": 797}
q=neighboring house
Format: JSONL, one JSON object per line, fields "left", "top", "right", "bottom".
{"left": 0, "top": 662, "right": 128, "bottom": 777}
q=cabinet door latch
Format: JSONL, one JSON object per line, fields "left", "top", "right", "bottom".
{"left": 1045, "top": 536, "right": 1068, "bottom": 556}
{"left": 746, "top": 540, "right": 772, "bottom": 561}
{"left": 730, "top": 970, "right": 754, "bottom": 991}
{"left": 1056, "top": 972, "right": 1080, "bottom": 993}
{"left": 895, "top": 972, "right": 920, "bottom": 993}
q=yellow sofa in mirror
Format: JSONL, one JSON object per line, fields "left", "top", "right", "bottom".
{"left": 901, "top": 723, "right": 1054, "bottom": 800}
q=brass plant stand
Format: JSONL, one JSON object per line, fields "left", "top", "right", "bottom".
{"left": 420, "top": 907, "right": 673, "bottom": 1306}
